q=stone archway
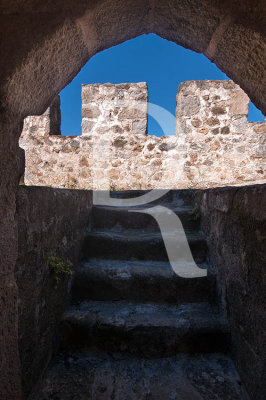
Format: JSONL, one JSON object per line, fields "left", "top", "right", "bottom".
{"left": 0, "top": 1, "right": 265, "bottom": 398}
{"left": 2, "top": 0, "right": 266, "bottom": 119}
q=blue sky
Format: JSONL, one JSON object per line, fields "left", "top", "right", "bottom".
{"left": 60, "top": 34, "right": 264, "bottom": 136}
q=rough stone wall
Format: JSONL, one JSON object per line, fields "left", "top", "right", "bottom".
{"left": 20, "top": 81, "right": 266, "bottom": 190}
{"left": 15, "top": 186, "right": 92, "bottom": 398}
{"left": 197, "top": 183, "right": 266, "bottom": 400}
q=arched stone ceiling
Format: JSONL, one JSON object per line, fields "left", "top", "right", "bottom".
{"left": 1, "top": 0, "right": 265, "bottom": 119}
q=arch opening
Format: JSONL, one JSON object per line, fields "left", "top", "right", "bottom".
{"left": 59, "top": 34, "right": 230, "bottom": 137}
{"left": 19, "top": 34, "right": 266, "bottom": 191}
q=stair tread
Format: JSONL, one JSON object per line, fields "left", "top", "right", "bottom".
{"left": 33, "top": 352, "right": 248, "bottom": 400}
{"left": 92, "top": 204, "right": 194, "bottom": 212}
{"left": 86, "top": 230, "right": 204, "bottom": 242}
{"left": 72, "top": 259, "right": 215, "bottom": 304}
{"left": 80, "top": 258, "right": 209, "bottom": 279}
{"left": 63, "top": 300, "right": 228, "bottom": 331}
{"left": 90, "top": 203, "right": 200, "bottom": 233}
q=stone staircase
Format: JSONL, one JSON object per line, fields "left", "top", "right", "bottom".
{"left": 34, "top": 190, "right": 248, "bottom": 399}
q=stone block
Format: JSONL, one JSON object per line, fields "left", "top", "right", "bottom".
{"left": 177, "top": 95, "right": 201, "bottom": 117}
{"left": 132, "top": 119, "right": 147, "bottom": 135}
{"left": 81, "top": 118, "right": 96, "bottom": 134}
{"left": 82, "top": 105, "right": 101, "bottom": 118}
{"left": 118, "top": 104, "right": 147, "bottom": 120}
{"left": 82, "top": 84, "right": 100, "bottom": 104}
{"left": 230, "top": 90, "right": 249, "bottom": 116}
{"left": 254, "top": 123, "right": 266, "bottom": 134}
{"left": 211, "top": 102, "right": 226, "bottom": 115}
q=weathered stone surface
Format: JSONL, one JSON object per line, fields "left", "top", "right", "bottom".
{"left": 81, "top": 82, "right": 148, "bottom": 136}
{"left": 61, "top": 301, "right": 229, "bottom": 356}
{"left": 83, "top": 230, "right": 207, "bottom": 263}
{"left": 90, "top": 202, "right": 199, "bottom": 232}
{"left": 230, "top": 90, "right": 249, "bottom": 115}
{"left": 20, "top": 81, "right": 266, "bottom": 190}
{"left": 132, "top": 118, "right": 147, "bottom": 135}
{"left": 177, "top": 95, "right": 201, "bottom": 117}
{"left": 72, "top": 259, "right": 216, "bottom": 304}
{"left": 0, "top": 118, "right": 24, "bottom": 400}
{"left": 31, "top": 352, "right": 249, "bottom": 400}
{"left": 0, "top": 275, "right": 22, "bottom": 400}
{"left": 15, "top": 186, "right": 92, "bottom": 398}
{"left": 22, "top": 96, "right": 61, "bottom": 137}
{"left": 81, "top": 105, "right": 101, "bottom": 119}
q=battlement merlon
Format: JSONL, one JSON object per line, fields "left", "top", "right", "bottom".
{"left": 21, "top": 80, "right": 263, "bottom": 140}
{"left": 81, "top": 82, "right": 148, "bottom": 136}
{"left": 81, "top": 80, "right": 250, "bottom": 137}
{"left": 22, "top": 95, "right": 61, "bottom": 137}
{"left": 175, "top": 80, "right": 250, "bottom": 136}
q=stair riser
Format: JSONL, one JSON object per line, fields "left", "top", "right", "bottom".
{"left": 72, "top": 273, "right": 216, "bottom": 304}
{"left": 83, "top": 236, "right": 207, "bottom": 263}
{"left": 108, "top": 189, "right": 197, "bottom": 207}
{"left": 90, "top": 207, "right": 200, "bottom": 232}
{"left": 109, "top": 190, "right": 173, "bottom": 201}
{"left": 60, "top": 322, "right": 230, "bottom": 357}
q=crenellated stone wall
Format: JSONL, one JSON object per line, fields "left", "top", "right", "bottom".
{"left": 20, "top": 81, "right": 266, "bottom": 190}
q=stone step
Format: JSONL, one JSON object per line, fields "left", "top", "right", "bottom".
{"left": 106, "top": 189, "right": 197, "bottom": 207}
{"left": 33, "top": 352, "right": 248, "bottom": 400}
{"left": 72, "top": 259, "right": 216, "bottom": 304}
{"left": 82, "top": 230, "right": 207, "bottom": 263}
{"left": 90, "top": 204, "right": 200, "bottom": 232}
{"left": 105, "top": 189, "right": 174, "bottom": 202}
{"left": 60, "top": 301, "right": 230, "bottom": 357}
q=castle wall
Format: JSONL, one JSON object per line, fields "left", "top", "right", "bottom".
{"left": 20, "top": 81, "right": 266, "bottom": 190}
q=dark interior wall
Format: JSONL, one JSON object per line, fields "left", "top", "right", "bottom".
{"left": 0, "top": 117, "right": 24, "bottom": 400}
{"left": 0, "top": 1, "right": 265, "bottom": 399}
{"left": 15, "top": 186, "right": 92, "bottom": 399}
{"left": 198, "top": 184, "right": 266, "bottom": 400}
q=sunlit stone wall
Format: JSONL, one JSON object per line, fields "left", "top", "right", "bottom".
{"left": 20, "top": 81, "right": 266, "bottom": 190}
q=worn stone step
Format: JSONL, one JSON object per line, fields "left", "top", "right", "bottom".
{"left": 32, "top": 352, "right": 249, "bottom": 400}
{"left": 90, "top": 204, "right": 200, "bottom": 232}
{"left": 60, "top": 301, "right": 230, "bottom": 357}
{"left": 83, "top": 230, "right": 207, "bottom": 263}
{"left": 107, "top": 189, "right": 173, "bottom": 202}
{"left": 72, "top": 259, "right": 216, "bottom": 304}
{"left": 107, "top": 189, "right": 197, "bottom": 207}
